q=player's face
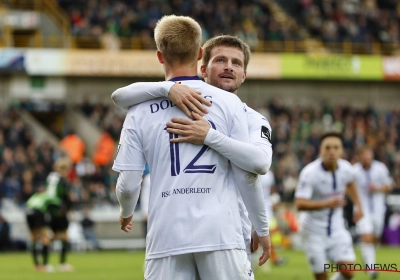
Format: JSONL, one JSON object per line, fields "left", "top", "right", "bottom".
{"left": 201, "top": 46, "right": 246, "bottom": 93}
{"left": 320, "top": 137, "right": 343, "bottom": 165}
{"left": 360, "top": 150, "right": 373, "bottom": 165}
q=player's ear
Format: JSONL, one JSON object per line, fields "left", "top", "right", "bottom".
{"left": 242, "top": 71, "right": 247, "bottom": 83}
{"left": 200, "top": 65, "right": 207, "bottom": 78}
{"left": 156, "top": 51, "right": 164, "bottom": 64}
{"left": 197, "top": 48, "right": 203, "bottom": 61}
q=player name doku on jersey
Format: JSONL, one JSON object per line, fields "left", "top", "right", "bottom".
{"left": 161, "top": 187, "right": 212, "bottom": 198}
{"left": 149, "top": 96, "right": 213, "bottom": 113}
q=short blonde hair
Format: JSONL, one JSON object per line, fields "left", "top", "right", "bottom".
{"left": 202, "top": 35, "right": 251, "bottom": 71}
{"left": 154, "top": 15, "right": 202, "bottom": 65}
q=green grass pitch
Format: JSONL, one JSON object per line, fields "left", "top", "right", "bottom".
{"left": 0, "top": 247, "right": 399, "bottom": 279}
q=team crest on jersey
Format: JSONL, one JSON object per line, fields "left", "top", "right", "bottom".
{"left": 261, "top": 126, "right": 271, "bottom": 142}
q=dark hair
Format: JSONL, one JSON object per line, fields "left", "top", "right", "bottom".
{"left": 357, "top": 145, "right": 373, "bottom": 155}
{"left": 202, "top": 35, "right": 251, "bottom": 70}
{"left": 320, "top": 131, "right": 343, "bottom": 145}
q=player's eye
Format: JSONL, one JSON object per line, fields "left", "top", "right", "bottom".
{"left": 217, "top": 58, "right": 225, "bottom": 62}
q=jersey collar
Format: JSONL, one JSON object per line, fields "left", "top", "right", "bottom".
{"left": 168, "top": 76, "right": 201, "bottom": 82}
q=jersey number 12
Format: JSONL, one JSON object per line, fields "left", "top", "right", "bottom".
{"left": 169, "top": 121, "right": 217, "bottom": 176}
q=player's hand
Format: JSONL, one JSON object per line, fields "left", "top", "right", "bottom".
{"left": 167, "top": 112, "right": 210, "bottom": 145}
{"left": 353, "top": 207, "right": 363, "bottom": 223}
{"left": 326, "top": 197, "right": 347, "bottom": 209}
{"left": 257, "top": 233, "right": 271, "bottom": 266}
{"left": 369, "top": 184, "right": 378, "bottom": 193}
{"left": 119, "top": 215, "right": 133, "bottom": 233}
{"left": 168, "top": 84, "right": 212, "bottom": 118}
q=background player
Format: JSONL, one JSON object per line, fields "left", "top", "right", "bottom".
{"left": 111, "top": 35, "right": 273, "bottom": 258}
{"left": 113, "top": 15, "right": 270, "bottom": 280}
{"left": 354, "top": 145, "right": 393, "bottom": 279}
{"left": 45, "top": 157, "right": 74, "bottom": 272}
{"left": 295, "top": 132, "right": 363, "bottom": 280}
{"left": 25, "top": 191, "right": 57, "bottom": 272}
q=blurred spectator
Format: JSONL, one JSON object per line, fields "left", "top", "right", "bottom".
{"left": 60, "top": 132, "right": 85, "bottom": 164}
{"left": 81, "top": 208, "right": 100, "bottom": 250}
{"left": 0, "top": 215, "right": 12, "bottom": 251}
{"left": 92, "top": 132, "right": 115, "bottom": 166}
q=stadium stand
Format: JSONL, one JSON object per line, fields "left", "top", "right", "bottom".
{"left": 1, "top": 0, "right": 398, "bottom": 53}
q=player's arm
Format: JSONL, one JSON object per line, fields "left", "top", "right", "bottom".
{"left": 248, "top": 118, "right": 273, "bottom": 172}
{"left": 345, "top": 181, "right": 363, "bottom": 222}
{"left": 228, "top": 100, "right": 270, "bottom": 266}
{"left": 295, "top": 171, "right": 346, "bottom": 211}
{"left": 112, "top": 111, "right": 146, "bottom": 232}
{"left": 370, "top": 165, "right": 393, "bottom": 193}
{"left": 167, "top": 113, "right": 270, "bottom": 175}
{"left": 111, "top": 82, "right": 211, "bottom": 117}
{"left": 116, "top": 170, "right": 143, "bottom": 222}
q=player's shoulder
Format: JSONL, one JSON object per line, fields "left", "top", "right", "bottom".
{"left": 372, "top": 160, "right": 388, "bottom": 171}
{"left": 301, "top": 159, "right": 321, "bottom": 176}
{"left": 338, "top": 158, "right": 353, "bottom": 169}
{"left": 244, "top": 104, "right": 272, "bottom": 128}
{"left": 203, "top": 83, "right": 242, "bottom": 104}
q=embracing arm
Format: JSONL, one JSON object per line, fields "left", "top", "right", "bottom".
{"left": 111, "top": 82, "right": 174, "bottom": 110}
{"left": 204, "top": 129, "right": 270, "bottom": 175}
{"left": 167, "top": 113, "right": 270, "bottom": 175}
{"left": 111, "top": 82, "right": 211, "bottom": 116}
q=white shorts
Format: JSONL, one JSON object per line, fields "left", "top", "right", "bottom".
{"left": 302, "top": 230, "right": 356, "bottom": 274}
{"left": 144, "top": 249, "right": 253, "bottom": 280}
{"left": 356, "top": 212, "right": 385, "bottom": 237}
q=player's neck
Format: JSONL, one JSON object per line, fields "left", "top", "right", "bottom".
{"left": 362, "top": 162, "right": 371, "bottom": 170}
{"left": 164, "top": 63, "right": 198, "bottom": 81}
{"left": 321, "top": 161, "right": 337, "bottom": 172}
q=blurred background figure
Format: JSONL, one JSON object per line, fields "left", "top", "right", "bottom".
{"left": 0, "top": 215, "right": 12, "bottom": 252}
{"left": 81, "top": 208, "right": 100, "bottom": 251}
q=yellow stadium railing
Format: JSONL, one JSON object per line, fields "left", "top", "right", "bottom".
{"left": 1, "top": 34, "right": 399, "bottom": 56}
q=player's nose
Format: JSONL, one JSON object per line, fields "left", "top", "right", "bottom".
{"left": 224, "top": 60, "right": 234, "bottom": 71}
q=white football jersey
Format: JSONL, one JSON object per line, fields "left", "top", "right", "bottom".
{"left": 113, "top": 78, "right": 249, "bottom": 259}
{"left": 353, "top": 160, "right": 392, "bottom": 215}
{"left": 295, "top": 158, "right": 355, "bottom": 236}
{"left": 237, "top": 104, "right": 272, "bottom": 254}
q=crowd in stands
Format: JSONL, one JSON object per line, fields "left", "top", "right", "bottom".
{"left": 1, "top": 100, "right": 399, "bottom": 208}
{"left": 294, "top": 0, "right": 399, "bottom": 45}
{"left": 0, "top": 106, "right": 118, "bottom": 209}
{"left": 57, "top": 0, "right": 302, "bottom": 49}
{"left": 57, "top": 0, "right": 400, "bottom": 51}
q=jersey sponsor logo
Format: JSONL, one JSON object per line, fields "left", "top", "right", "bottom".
{"left": 161, "top": 187, "right": 211, "bottom": 198}
{"left": 248, "top": 269, "right": 253, "bottom": 276}
{"left": 150, "top": 99, "right": 176, "bottom": 113}
{"left": 261, "top": 126, "right": 271, "bottom": 142}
